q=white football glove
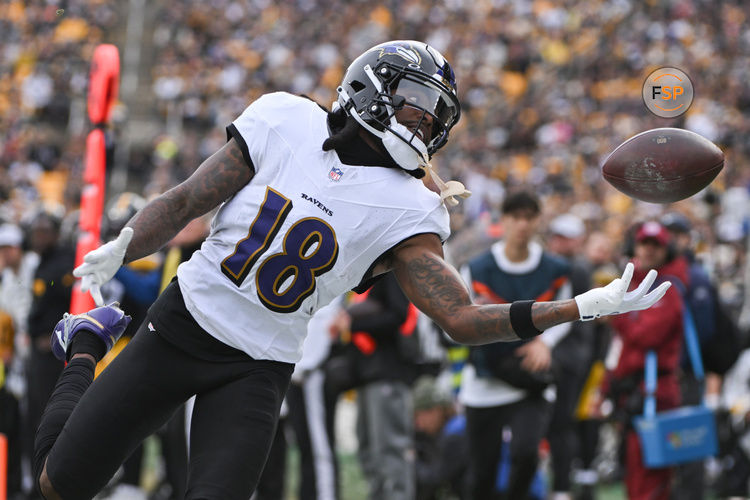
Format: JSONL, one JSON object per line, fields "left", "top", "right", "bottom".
{"left": 73, "top": 227, "right": 134, "bottom": 300}
{"left": 574, "top": 262, "right": 671, "bottom": 321}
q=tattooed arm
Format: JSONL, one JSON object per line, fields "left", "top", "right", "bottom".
{"left": 123, "top": 138, "right": 252, "bottom": 262}
{"left": 389, "top": 233, "right": 580, "bottom": 345}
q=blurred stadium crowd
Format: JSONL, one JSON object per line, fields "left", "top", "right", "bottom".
{"left": 3, "top": 0, "right": 750, "bottom": 297}
{"left": 1, "top": 0, "right": 750, "bottom": 499}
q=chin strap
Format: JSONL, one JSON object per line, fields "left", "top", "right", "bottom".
{"left": 418, "top": 155, "right": 472, "bottom": 207}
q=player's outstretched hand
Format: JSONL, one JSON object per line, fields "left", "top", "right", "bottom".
{"left": 73, "top": 227, "right": 133, "bottom": 295}
{"left": 574, "top": 262, "right": 671, "bottom": 321}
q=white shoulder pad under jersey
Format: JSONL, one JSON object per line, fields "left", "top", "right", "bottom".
{"left": 177, "top": 92, "right": 450, "bottom": 363}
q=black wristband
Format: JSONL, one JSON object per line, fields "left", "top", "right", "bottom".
{"left": 509, "top": 300, "right": 543, "bottom": 339}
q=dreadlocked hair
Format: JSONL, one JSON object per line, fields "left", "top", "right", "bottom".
{"left": 322, "top": 106, "right": 360, "bottom": 152}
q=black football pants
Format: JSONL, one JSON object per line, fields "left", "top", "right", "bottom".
{"left": 465, "top": 395, "right": 551, "bottom": 500}
{"left": 44, "top": 319, "right": 293, "bottom": 500}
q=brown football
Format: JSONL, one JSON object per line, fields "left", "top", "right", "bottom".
{"left": 602, "top": 128, "right": 724, "bottom": 203}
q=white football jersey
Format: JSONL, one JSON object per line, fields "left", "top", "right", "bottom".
{"left": 177, "top": 92, "right": 450, "bottom": 363}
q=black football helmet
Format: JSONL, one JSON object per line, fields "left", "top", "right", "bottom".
{"left": 337, "top": 40, "right": 461, "bottom": 158}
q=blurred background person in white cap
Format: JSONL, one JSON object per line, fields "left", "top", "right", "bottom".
{"left": 545, "top": 214, "right": 596, "bottom": 500}
{"left": 577, "top": 230, "right": 620, "bottom": 500}
{"left": 0, "top": 223, "right": 39, "bottom": 361}
{"left": 0, "top": 222, "right": 37, "bottom": 499}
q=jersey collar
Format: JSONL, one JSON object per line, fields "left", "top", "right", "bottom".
{"left": 490, "top": 240, "right": 543, "bottom": 274}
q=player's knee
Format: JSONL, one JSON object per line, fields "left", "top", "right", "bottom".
{"left": 38, "top": 461, "right": 63, "bottom": 500}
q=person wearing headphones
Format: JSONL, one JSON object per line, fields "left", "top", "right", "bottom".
{"left": 607, "top": 221, "right": 687, "bottom": 500}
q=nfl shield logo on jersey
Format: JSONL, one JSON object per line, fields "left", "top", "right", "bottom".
{"left": 328, "top": 166, "right": 343, "bottom": 181}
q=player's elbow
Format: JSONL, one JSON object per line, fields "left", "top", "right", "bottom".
{"left": 444, "top": 328, "right": 476, "bottom": 345}
{"left": 442, "top": 325, "right": 466, "bottom": 344}
{"left": 442, "top": 326, "right": 499, "bottom": 346}
{"left": 439, "top": 317, "right": 481, "bottom": 346}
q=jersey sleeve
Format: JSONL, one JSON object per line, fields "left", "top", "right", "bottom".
{"left": 415, "top": 203, "right": 451, "bottom": 243}
{"left": 349, "top": 202, "right": 450, "bottom": 294}
{"left": 225, "top": 93, "right": 291, "bottom": 174}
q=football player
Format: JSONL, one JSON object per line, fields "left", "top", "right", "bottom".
{"left": 34, "top": 40, "right": 670, "bottom": 500}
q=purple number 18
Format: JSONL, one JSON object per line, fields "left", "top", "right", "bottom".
{"left": 221, "top": 187, "right": 338, "bottom": 313}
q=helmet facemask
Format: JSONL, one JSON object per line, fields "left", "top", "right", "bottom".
{"left": 336, "top": 41, "right": 469, "bottom": 206}
{"left": 338, "top": 59, "right": 460, "bottom": 173}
